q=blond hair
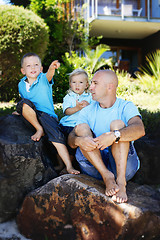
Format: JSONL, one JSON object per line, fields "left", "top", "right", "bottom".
{"left": 68, "top": 69, "right": 89, "bottom": 93}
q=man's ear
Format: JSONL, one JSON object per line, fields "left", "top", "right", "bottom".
{"left": 21, "top": 68, "right": 25, "bottom": 75}
{"left": 108, "top": 83, "right": 114, "bottom": 90}
{"left": 40, "top": 66, "right": 43, "bottom": 72}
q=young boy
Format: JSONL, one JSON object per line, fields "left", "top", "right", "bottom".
{"left": 15, "top": 52, "right": 80, "bottom": 175}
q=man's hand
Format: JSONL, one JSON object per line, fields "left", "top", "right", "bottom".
{"left": 75, "top": 136, "right": 98, "bottom": 152}
{"left": 93, "top": 132, "right": 115, "bottom": 150}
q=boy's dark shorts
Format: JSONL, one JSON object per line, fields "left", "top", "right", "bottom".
{"left": 16, "top": 98, "right": 65, "bottom": 144}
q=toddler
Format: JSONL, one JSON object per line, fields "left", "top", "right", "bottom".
{"left": 60, "top": 68, "right": 93, "bottom": 138}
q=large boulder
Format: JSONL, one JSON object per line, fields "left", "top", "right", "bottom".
{"left": 17, "top": 174, "right": 160, "bottom": 240}
{"left": 0, "top": 115, "right": 58, "bottom": 222}
{"left": 134, "top": 136, "right": 160, "bottom": 184}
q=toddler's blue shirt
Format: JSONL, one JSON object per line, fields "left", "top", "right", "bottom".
{"left": 18, "top": 72, "right": 57, "bottom": 118}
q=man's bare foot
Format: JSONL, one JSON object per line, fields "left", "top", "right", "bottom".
{"left": 31, "top": 128, "right": 44, "bottom": 141}
{"left": 103, "top": 173, "right": 119, "bottom": 196}
{"left": 111, "top": 183, "right": 128, "bottom": 203}
{"left": 66, "top": 166, "right": 80, "bottom": 175}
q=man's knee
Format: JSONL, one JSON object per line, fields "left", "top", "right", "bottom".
{"left": 75, "top": 123, "right": 91, "bottom": 136}
{"left": 110, "top": 119, "right": 125, "bottom": 131}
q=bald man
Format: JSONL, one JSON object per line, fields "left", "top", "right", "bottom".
{"left": 68, "top": 70, "right": 145, "bottom": 203}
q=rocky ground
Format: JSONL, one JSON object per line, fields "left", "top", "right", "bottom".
{"left": 0, "top": 219, "right": 31, "bottom": 240}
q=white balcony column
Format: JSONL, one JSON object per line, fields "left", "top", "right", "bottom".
{"left": 92, "top": 0, "right": 94, "bottom": 18}
{"left": 86, "top": 0, "right": 89, "bottom": 21}
{"left": 84, "top": 0, "right": 89, "bottom": 39}
{"left": 147, "top": 0, "right": 150, "bottom": 21}
{"left": 95, "top": 0, "right": 98, "bottom": 18}
{"left": 121, "top": 0, "right": 125, "bottom": 20}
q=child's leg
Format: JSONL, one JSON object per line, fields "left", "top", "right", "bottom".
{"left": 52, "top": 142, "right": 80, "bottom": 175}
{"left": 22, "top": 103, "right": 44, "bottom": 141}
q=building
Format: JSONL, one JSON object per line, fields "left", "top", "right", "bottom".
{"left": 72, "top": 0, "right": 160, "bottom": 74}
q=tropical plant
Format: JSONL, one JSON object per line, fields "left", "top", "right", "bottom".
{"left": 116, "top": 69, "right": 141, "bottom": 97}
{"left": 84, "top": 44, "right": 112, "bottom": 76}
{"left": 63, "top": 44, "right": 112, "bottom": 79}
{"left": 136, "top": 50, "right": 160, "bottom": 93}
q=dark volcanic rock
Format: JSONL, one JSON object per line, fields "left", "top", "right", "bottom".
{"left": 0, "top": 115, "right": 58, "bottom": 222}
{"left": 17, "top": 174, "right": 160, "bottom": 240}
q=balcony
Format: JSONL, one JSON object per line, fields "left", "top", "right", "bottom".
{"left": 86, "top": 0, "right": 160, "bottom": 21}
{"left": 80, "top": 0, "right": 160, "bottom": 40}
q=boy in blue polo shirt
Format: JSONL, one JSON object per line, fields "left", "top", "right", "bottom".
{"left": 15, "top": 52, "right": 80, "bottom": 175}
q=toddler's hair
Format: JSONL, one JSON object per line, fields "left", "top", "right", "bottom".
{"left": 69, "top": 69, "right": 89, "bottom": 93}
{"left": 69, "top": 69, "right": 88, "bottom": 83}
{"left": 21, "top": 52, "right": 42, "bottom": 67}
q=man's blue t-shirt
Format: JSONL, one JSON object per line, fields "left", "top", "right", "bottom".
{"left": 76, "top": 98, "right": 141, "bottom": 137}
{"left": 60, "top": 91, "right": 93, "bottom": 127}
{"left": 18, "top": 72, "right": 57, "bottom": 118}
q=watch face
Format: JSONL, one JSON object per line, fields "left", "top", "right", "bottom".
{"left": 115, "top": 130, "right": 120, "bottom": 138}
{"left": 114, "top": 130, "right": 120, "bottom": 143}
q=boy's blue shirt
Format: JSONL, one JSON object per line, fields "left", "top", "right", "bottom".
{"left": 60, "top": 90, "right": 93, "bottom": 127}
{"left": 18, "top": 72, "right": 57, "bottom": 118}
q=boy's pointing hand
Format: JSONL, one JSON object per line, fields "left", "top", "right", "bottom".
{"left": 50, "top": 60, "right": 60, "bottom": 69}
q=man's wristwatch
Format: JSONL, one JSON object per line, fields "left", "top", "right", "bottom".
{"left": 114, "top": 130, "right": 121, "bottom": 143}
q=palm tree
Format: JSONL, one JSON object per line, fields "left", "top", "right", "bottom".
{"left": 65, "top": 44, "right": 113, "bottom": 79}
{"left": 84, "top": 44, "right": 112, "bottom": 75}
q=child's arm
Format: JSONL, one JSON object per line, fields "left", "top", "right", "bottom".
{"left": 46, "top": 60, "right": 60, "bottom": 82}
{"left": 65, "top": 100, "right": 89, "bottom": 115}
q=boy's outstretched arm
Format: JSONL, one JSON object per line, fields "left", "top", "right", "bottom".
{"left": 46, "top": 60, "right": 60, "bottom": 82}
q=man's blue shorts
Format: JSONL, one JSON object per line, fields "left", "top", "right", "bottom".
{"left": 16, "top": 98, "right": 65, "bottom": 144}
{"left": 75, "top": 142, "right": 140, "bottom": 181}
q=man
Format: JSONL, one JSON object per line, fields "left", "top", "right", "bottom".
{"left": 68, "top": 69, "right": 145, "bottom": 203}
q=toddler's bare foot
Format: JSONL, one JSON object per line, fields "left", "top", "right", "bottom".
{"left": 67, "top": 166, "right": 80, "bottom": 175}
{"left": 104, "top": 173, "right": 119, "bottom": 196}
{"left": 31, "top": 128, "right": 44, "bottom": 141}
{"left": 111, "top": 183, "right": 128, "bottom": 203}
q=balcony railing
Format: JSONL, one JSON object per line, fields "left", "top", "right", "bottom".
{"left": 84, "top": 0, "right": 159, "bottom": 22}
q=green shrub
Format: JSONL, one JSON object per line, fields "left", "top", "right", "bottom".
{"left": 52, "top": 62, "right": 74, "bottom": 103}
{"left": 136, "top": 50, "right": 160, "bottom": 94}
{"left": 116, "top": 70, "right": 141, "bottom": 98}
{"left": 0, "top": 5, "right": 49, "bottom": 101}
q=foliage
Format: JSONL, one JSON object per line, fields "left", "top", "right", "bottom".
{"left": 139, "top": 108, "right": 160, "bottom": 135}
{"left": 52, "top": 63, "right": 73, "bottom": 103}
{"left": 9, "top": 0, "right": 31, "bottom": 7}
{"left": 116, "top": 70, "right": 141, "bottom": 97}
{"left": 136, "top": 50, "right": 160, "bottom": 94}
{"left": 0, "top": 105, "right": 16, "bottom": 116}
{"left": 84, "top": 44, "right": 112, "bottom": 76}
{"left": 63, "top": 44, "right": 112, "bottom": 80}
{"left": 29, "top": 0, "right": 93, "bottom": 71}
{"left": 0, "top": 5, "right": 49, "bottom": 101}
